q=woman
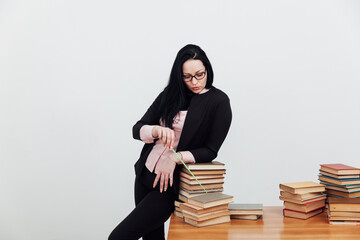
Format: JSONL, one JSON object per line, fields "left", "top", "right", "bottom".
{"left": 109, "top": 44, "right": 232, "bottom": 240}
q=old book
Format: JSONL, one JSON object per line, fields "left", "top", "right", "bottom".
{"left": 329, "top": 215, "right": 360, "bottom": 221}
{"left": 284, "top": 199, "right": 325, "bottom": 213}
{"left": 283, "top": 208, "right": 323, "bottom": 219}
{"left": 326, "top": 189, "right": 360, "bottom": 198}
{"left": 187, "top": 192, "right": 233, "bottom": 208}
{"left": 228, "top": 203, "right": 263, "bottom": 215}
{"left": 181, "top": 177, "right": 224, "bottom": 185}
{"left": 174, "top": 200, "right": 182, "bottom": 208}
{"left": 230, "top": 214, "right": 262, "bottom": 220}
{"left": 318, "top": 175, "right": 360, "bottom": 185}
{"left": 182, "top": 209, "right": 230, "bottom": 221}
{"left": 180, "top": 171, "right": 224, "bottom": 180}
{"left": 320, "top": 180, "right": 360, "bottom": 188}
{"left": 319, "top": 170, "right": 360, "bottom": 179}
{"left": 186, "top": 169, "right": 226, "bottom": 175}
{"left": 178, "top": 194, "right": 188, "bottom": 203}
{"left": 184, "top": 215, "right": 230, "bottom": 227}
{"left": 180, "top": 181, "right": 223, "bottom": 191}
{"left": 180, "top": 202, "right": 229, "bottom": 215}
{"left": 324, "top": 184, "right": 360, "bottom": 193}
{"left": 279, "top": 181, "right": 325, "bottom": 194}
{"left": 330, "top": 211, "right": 360, "bottom": 217}
{"left": 174, "top": 210, "right": 183, "bottom": 218}
{"left": 329, "top": 220, "right": 360, "bottom": 225}
{"left": 280, "top": 191, "right": 326, "bottom": 201}
{"left": 279, "top": 195, "right": 326, "bottom": 205}
{"left": 320, "top": 164, "right": 360, "bottom": 175}
{"left": 186, "top": 161, "right": 225, "bottom": 170}
{"left": 328, "top": 197, "right": 360, "bottom": 211}
{"left": 179, "top": 189, "right": 223, "bottom": 198}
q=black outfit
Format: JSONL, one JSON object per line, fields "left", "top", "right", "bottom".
{"left": 109, "top": 87, "right": 232, "bottom": 240}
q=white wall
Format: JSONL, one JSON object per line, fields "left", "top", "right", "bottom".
{"left": 1, "top": 0, "right": 360, "bottom": 239}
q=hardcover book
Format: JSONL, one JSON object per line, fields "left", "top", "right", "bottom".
{"left": 283, "top": 199, "right": 325, "bottom": 213}
{"left": 279, "top": 181, "right": 325, "bottom": 194}
{"left": 228, "top": 203, "right": 263, "bottom": 215}
{"left": 280, "top": 191, "right": 326, "bottom": 201}
{"left": 186, "top": 161, "right": 225, "bottom": 170}
{"left": 187, "top": 192, "right": 233, "bottom": 208}
{"left": 180, "top": 202, "right": 229, "bottom": 215}
{"left": 184, "top": 215, "right": 230, "bottom": 227}
{"left": 320, "top": 164, "right": 360, "bottom": 175}
{"left": 283, "top": 208, "right": 323, "bottom": 220}
{"left": 279, "top": 195, "right": 326, "bottom": 205}
{"left": 319, "top": 170, "right": 360, "bottom": 179}
{"left": 328, "top": 197, "right": 360, "bottom": 212}
{"left": 318, "top": 175, "right": 360, "bottom": 185}
{"left": 182, "top": 209, "right": 230, "bottom": 221}
{"left": 179, "top": 182, "right": 223, "bottom": 191}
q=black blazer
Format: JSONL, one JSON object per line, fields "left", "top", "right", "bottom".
{"left": 132, "top": 87, "right": 232, "bottom": 193}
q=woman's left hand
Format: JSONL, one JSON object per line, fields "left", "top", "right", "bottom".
{"left": 153, "top": 153, "right": 182, "bottom": 192}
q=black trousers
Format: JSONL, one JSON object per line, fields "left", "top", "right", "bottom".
{"left": 108, "top": 167, "right": 176, "bottom": 240}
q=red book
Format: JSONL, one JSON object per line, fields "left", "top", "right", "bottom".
{"left": 320, "top": 164, "right": 360, "bottom": 175}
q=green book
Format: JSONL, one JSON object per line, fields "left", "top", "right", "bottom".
{"left": 188, "top": 192, "right": 233, "bottom": 208}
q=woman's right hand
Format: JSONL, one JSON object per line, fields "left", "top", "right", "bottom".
{"left": 152, "top": 126, "right": 175, "bottom": 149}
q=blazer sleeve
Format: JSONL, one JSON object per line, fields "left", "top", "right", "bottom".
{"left": 132, "top": 92, "right": 163, "bottom": 141}
{"left": 189, "top": 97, "right": 232, "bottom": 163}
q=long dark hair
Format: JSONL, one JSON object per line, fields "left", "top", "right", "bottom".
{"left": 159, "top": 44, "right": 214, "bottom": 128}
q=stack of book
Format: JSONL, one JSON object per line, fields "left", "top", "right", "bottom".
{"left": 178, "top": 161, "right": 226, "bottom": 203}
{"left": 327, "top": 197, "right": 360, "bottom": 225}
{"left": 180, "top": 192, "right": 233, "bottom": 227}
{"left": 228, "top": 203, "right": 263, "bottom": 220}
{"left": 318, "top": 164, "right": 360, "bottom": 199}
{"left": 279, "top": 181, "right": 326, "bottom": 219}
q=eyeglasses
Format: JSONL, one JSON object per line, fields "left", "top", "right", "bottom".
{"left": 183, "top": 71, "right": 207, "bottom": 82}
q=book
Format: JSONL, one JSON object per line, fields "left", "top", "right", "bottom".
{"left": 179, "top": 189, "right": 223, "bottom": 198}
{"left": 174, "top": 210, "right": 183, "bottom": 218}
{"left": 184, "top": 215, "right": 230, "bottom": 227}
{"left": 326, "top": 189, "right": 360, "bottom": 198}
{"left": 180, "top": 181, "right": 223, "bottom": 191}
{"left": 185, "top": 169, "right": 226, "bottom": 175}
{"left": 279, "top": 181, "right": 325, "bottom": 194}
{"left": 318, "top": 175, "right": 360, "bottom": 185}
{"left": 283, "top": 208, "right": 323, "bottom": 220}
{"left": 228, "top": 203, "right": 263, "bottom": 215}
{"left": 186, "top": 161, "right": 225, "bottom": 170}
{"left": 182, "top": 209, "right": 230, "bottom": 221}
{"left": 320, "top": 164, "right": 360, "bottom": 175}
{"left": 230, "top": 214, "right": 262, "bottom": 220}
{"left": 329, "top": 220, "right": 360, "bottom": 225}
{"left": 330, "top": 211, "right": 360, "bottom": 217}
{"left": 187, "top": 192, "right": 233, "bottom": 208}
{"left": 180, "top": 171, "right": 224, "bottom": 180}
{"left": 284, "top": 199, "right": 326, "bottom": 213}
{"left": 280, "top": 191, "right": 326, "bottom": 201}
{"left": 174, "top": 200, "right": 182, "bottom": 208}
{"left": 181, "top": 177, "right": 224, "bottom": 185}
{"left": 323, "top": 184, "right": 360, "bottom": 193}
{"left": 180, "top": 202, "right": 229, "bottom": 215}
{"left": 178, "top": 194, "right": 188, "bottom": 203}
{"left": 279, "top": 195, "right": 326, "bottom": 205}
{"left": 328, "top": 197, "right": 360, "bottom": 212}
{"left": 319, "top": 170, "right": 360, "bottom": 179}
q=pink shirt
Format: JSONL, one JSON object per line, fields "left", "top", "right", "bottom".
{"left": 140, "top": 88, "right": 209, "bottom": 172}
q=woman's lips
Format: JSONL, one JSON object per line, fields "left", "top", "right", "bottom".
{"left": 192, "top": 87, "right": 200, "bottom": 91}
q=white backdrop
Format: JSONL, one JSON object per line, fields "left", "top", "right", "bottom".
{"left": 1, "top": 0, "right": 360, "bottom": 239}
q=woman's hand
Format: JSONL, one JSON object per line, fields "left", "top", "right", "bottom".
{"left": 152, "top": 126, "right": 175, "bottom": 149}
{"left": 153, "top": 154, "right": 179, "bottom": 192}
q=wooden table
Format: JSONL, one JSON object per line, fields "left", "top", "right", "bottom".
{"left": 168, "top": 206, "right": 360, "bottom": 240}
